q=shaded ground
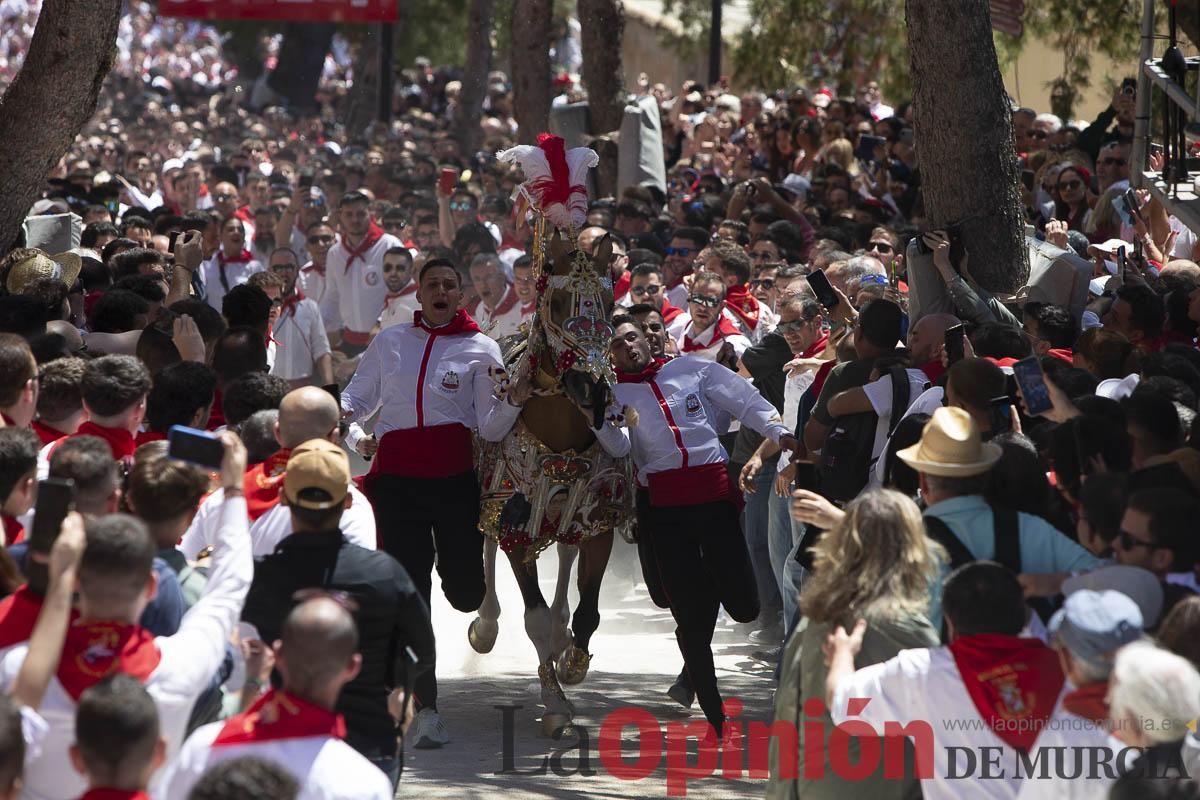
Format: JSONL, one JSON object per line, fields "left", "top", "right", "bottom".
{"left": 399, "top": 535, "right": 780, "bottom": 798}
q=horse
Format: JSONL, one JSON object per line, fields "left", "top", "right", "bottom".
{"left": 470, "top": 228, "right": 634, "bottom": 733}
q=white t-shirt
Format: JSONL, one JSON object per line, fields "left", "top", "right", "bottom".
{"left": 873, "top": 384, "right": 945, "bottom": 486}
{"left": 861, "top": 368, "right": 931, "bottom": 486}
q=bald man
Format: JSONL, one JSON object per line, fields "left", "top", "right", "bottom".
{"left": 180, "top": 387, "right": 377, "bottom": 557}
{"left": 240, "top": 444, "right": 435, "bottom": 785}
{"left": 160, "top": 598, "right": 395, "bottom": 800}
{"left": 906, "top": 312, "right": 961, "bottom": 381}
{"left": 577, "top": 225, "right": 609, "bottom": 257}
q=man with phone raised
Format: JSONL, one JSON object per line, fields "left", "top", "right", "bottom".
{"left": 340, "top": 258, "right": 519, "bottom": 748}
{"left": 0, "top": 431, "right": 253, "bottom": 800}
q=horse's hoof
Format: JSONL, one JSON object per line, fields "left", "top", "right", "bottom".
{"left": 557, "top": 645, "right": 591, "bottom": 686}
{"left": 541, "top": 712, "right": 573, "bottom": 738}
{"left": 538, "top": 659, "right": 576, "bottom": 717}
{"left": 468, "top": 617, "right": 498, "bottom": 654}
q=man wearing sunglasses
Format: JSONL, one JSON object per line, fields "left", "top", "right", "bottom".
{"left": 679, "top": 272, "right": 750, "bottom": 367}
{"left": 663, "top": 227, "right": 710, "bottom": 310}
{"left": 713, "top": 246, "right": 776, "bottom": 345}
{"left": 268, "top": 248, "right": 334, "bottom": 389}
{"left": 298, "top": 221, "right": 339, "bottom": 331}
{"left": 1112, "top": 488, "right": 1199, "bottom": 619}
{"left": 376, "top": 247, "right": 420, "bottom": 332}
{"left": 326, "top": 191, "right": 405, "bottom": 356}
{"left": 624, "top": 264, "right": 689, "bottom": 343}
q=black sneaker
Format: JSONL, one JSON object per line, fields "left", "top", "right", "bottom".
{"left": 667, "top": 669, "right": 695, "bottom": 709}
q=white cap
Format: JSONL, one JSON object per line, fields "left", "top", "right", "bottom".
{"left": 1096, "top": 373, "right": 1141, "bottom": 401}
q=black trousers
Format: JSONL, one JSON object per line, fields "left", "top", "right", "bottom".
{"left": 635, "top": 489, "right": 670, "bottom": 609}
{"left": 365, "top": 470, "right": 485, "bottom": 710}
{"left": 645, "top": 498, "right": 760, "bottom": 732}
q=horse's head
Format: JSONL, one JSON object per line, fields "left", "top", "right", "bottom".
{"left": 542, "top": 230, "right": 616, "bottom": 428}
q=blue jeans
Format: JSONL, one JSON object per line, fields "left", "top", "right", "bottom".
{"left": 368, "top": 754, "right": 401, "bottom": 789}
{"left": 742, "top": 467, "right": 782, "bottom": 624}
{"left": 768, "top": 483, "right": 808, "bottom": 634}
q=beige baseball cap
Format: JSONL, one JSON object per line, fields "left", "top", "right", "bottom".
{"left": 283, "top": 439, "right": 350, "bottom": 509}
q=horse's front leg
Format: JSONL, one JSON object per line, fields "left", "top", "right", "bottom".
{"left": 558, "top": 531, "right": 613, "bottom": 685}
{"left": 468, "top": 536, "right": 501, "bottom": 653}
{"left": 549, "top": 542, "right": 578, "bottom": 657}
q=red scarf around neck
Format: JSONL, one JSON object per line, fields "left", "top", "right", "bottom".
{"left": 73, "top": 421, "right": 137, "bottom": 461}
{"left": 413, "top": 309, "right": 482, "bottom": 336}
{"left": 342, "top": 221, "right": 385, "bottom": 274}
{"left": 79, "top": 789, "right": 152, "bottom": 800}
{"left": 1062, "top": 681, "right": 1109, "bottom": 726}
{"left": 947, "top": 634, "right": 1065, "bottom": 752}
{"left": 382, "top": 282, "right": 417, "bottom": 312}
{"left": 213, "top": 688, "right": 346, "bottom": 746}
{"left": 32, "top": 419, "right": 70, "bottom": 446}
{"left": 2, "top": 516, "right": 23, "bottom": 547}
{"left": 682, "top": 315, "right": 742, "bottom": 353}
{"left": 800, "top": 331, "right": 830, "bottom": 360}
{"left": 217, "top": 249, "right": 253, "bottom": 266}
{"left": 302, "top": 261, "right": 326, "bottom": 277}
{"left": 660, "top": 299, "right": 685, "bottom": 324}
{"left": 723, "top": 284, "right": 762, "bottom": 330}
{"left": 617, "top": 356, "right": 671, "bottom": 384}
{"left": 0, "top": 585, "right": 54, "bottom": 649}
{"left": 279, "top": 288, "right": 307, "bottom": 318}
{"left": 58, "top": 621, "right": 161, "bottom": 701}
{"left": 486, "top": 286, "right": 520, "bottom": 318}
{"left": 244, "top": 448, "right": 291, "bottom": 522}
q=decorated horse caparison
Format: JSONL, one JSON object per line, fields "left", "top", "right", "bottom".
{"left": 469, "top": 134, "right": 635, "bottom": 732}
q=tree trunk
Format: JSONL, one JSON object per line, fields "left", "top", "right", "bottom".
{"left": 509, "top": 0, "right": 551, "bottom": 145}
{"left": 579, "top": 0, "right": 625, "bottom": 196}
{"left": 906, "top": 0, "right": 1027, "bottom": 292}
{"left": 0, "top": 0, "right": 121, "bottom": 252}
{"left": 266, "top": 22, "right": 337, "bottom": 114}
{"left": 344, "top": 28, "right": 382, "bottom": 139}
{"left": 455, "top": 0, "right": 496, "bottom": 154}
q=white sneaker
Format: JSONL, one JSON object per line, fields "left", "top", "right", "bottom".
{"left": 410, "top": 708, "right": 451, "bottom": 749}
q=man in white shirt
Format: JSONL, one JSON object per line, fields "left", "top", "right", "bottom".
{"left": 158, "top": 597, "right": 392, "bottom": 800}
{"left": 267, "top": 248, "right": 334, "bottom": 389}
{"left": 0, "top": 433, "right": 252, "bottom": 800}
{"left": 297, "top": 221, "right": 338, "bottom": 330}
{"left": 678, "top": 272, "right": 751, "bottom": 367}
{"left": 376, "top": 246, "right": 419, "bottom": 332}
{"left": 825, "top": 562, "right": 1121, "bottom": 800}
{"left": 324, "top": 192, "right": 403, "bottom": 355}
{"left": 467, "top": 253, "right": 523, "bottom": 340}
{"left": 341, "top": 259, "right": 520, "bottom": 745}
{"left": 200, "top": 216, "right": 264, "bottom": 313}
{"left": 607, "top": 317, "right": 797, "bottom": 739}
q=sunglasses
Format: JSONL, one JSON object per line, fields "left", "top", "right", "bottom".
{"left": 776, "top": 318, "right": 814, "bottom": 333}
{"left": 270, "top": 262, "right": 297, "bottom": 272}
{"left": 689, "top": 294, "right": 722, "bottom": 308}
{"left": 449, "top": 201, "right": 475, "bottom": 212}
{"left": 308, "top": 235, "right": 335, "bottom": 245}
{"left": 1118, "top": 530, "right": 1159, "bottom": 552}
{"left": 665, "top": 246, "right": 692, "bottom": 257}
{"left": 383, "top": 262, "right": 411, "bottom": 273}
{"left": 750, "top": 278, "right": 775, "bottom": 290}
{"left": 1028, "top": 130, "right": 1049, "bottom": 139}
{"left": 1058, "top": 179, "right": 1083, "bottom": 191}
{"left": 383, "top": 220, "right": 406, "bottom": 230}
{"left": 868, "top": 241, "right": 895, "bottom": 254}
{"left": 215, "top": 193, "right": 236, "bottom": 202}
{"left": 1099, "top": 158, "right": 1127, "bottom": 167}
{"left": 859, "top": 274, "right": 889, "bottom": 286}
{"left": 631, "top": 284, "right": 662, "bottom": 296}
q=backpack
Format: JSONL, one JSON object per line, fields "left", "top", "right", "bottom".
{"left": 923, "top": 504, "right": 1020, "bottom": 573}
{"left": 817, "top": 366, "right": 911, "bottom": 505}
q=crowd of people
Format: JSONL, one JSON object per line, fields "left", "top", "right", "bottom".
{"left": 1, "top": 3, "right": 1200, "bottom": 796}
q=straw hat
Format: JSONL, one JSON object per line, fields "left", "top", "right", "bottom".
{"left": 897, "top": 406, "right": 1002, "bottom": 478}
{"left": 5, "top": 249, "right": 83, "bottom": 295}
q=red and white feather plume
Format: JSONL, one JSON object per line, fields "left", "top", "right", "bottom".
{"left": 498, "top": 133, "right": 597, "bottom": 230}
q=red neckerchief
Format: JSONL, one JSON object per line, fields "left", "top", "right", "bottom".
{"left": 342, "top": 222, "right": 385, "bottom": 274}
{"left": 0, "top": 413, "right": 15, "bottom": 427}
{"left": 243, "top": 448, "right": 291, "bottom": 522}
{"left": 3, "top": 516, "right": 23, "bottom": 547}
{"left": 920, "top": 357, "right": 946, "bottom": 383}
{"left": 135, "top": 431, "right": 167, "bottom": 446}
{"left": 73, "top": 421, "right": 137, "bottom": 461}
{"left": 723, "top": 283, "right": 762, "bottom": 330}
{"left": 809, "top": 359, "right": 837, "bottom": 399}
{"left": 279, "top": 288, "right": 307, "bottom": 318}
{"left": 213, "top": 688, "right": 346, "bottom": 746}
{"left": 31, "top": 420, "right": 70, "bottom": 446}
{"left": 682, "top": 316, "right": 742, "bottom": 353}
{"left": 947, "top": 634, "right": 1065, "bottom": 752}
{"left": 77, "top": 786, "right": 151, "bottom": 800}
{"left": 302, "top": 261, "right": 326, "bottom": 277}
{"left": 57, "top": 621, "right": 161, "bottom": 701}
{"left": 985, "top": 357, "right": 1020, "bottom": 369}
{"left": 520, "top": 299, "right": 536, "bottom": 316}
{"left": 660, "top": 299, "right": 685, "bottom": 324}
{"left": 614, "top": 271, "right": 631, "bottom": 300}
{"left": 1046, "top": 348, "right": 1074, "bottom": 365}
{"left": 485, "top": 286, "right": 520, "bottom": 319}
{"left": 800, "top": 332, "right": 830, "bottom": 360}
{"left": 413, "top": 309, "right": 482, "bottom": 336}
{"left": 217, "top": 249, "right": 253, "bottom": 266}
{"left": 382, "top": 282, "right": 417, "bottom": 312}
{"left": 78, "top": 789, "right": 152, "bottom": 800}
{"left": 0, "top": 585, "right": 47, "bottom": 648}
{"left": 617, "top": 356, "right": 670, "bottom": 384}
{"left": 1062, "top": 681, "right": 1109, "bottom": 726}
